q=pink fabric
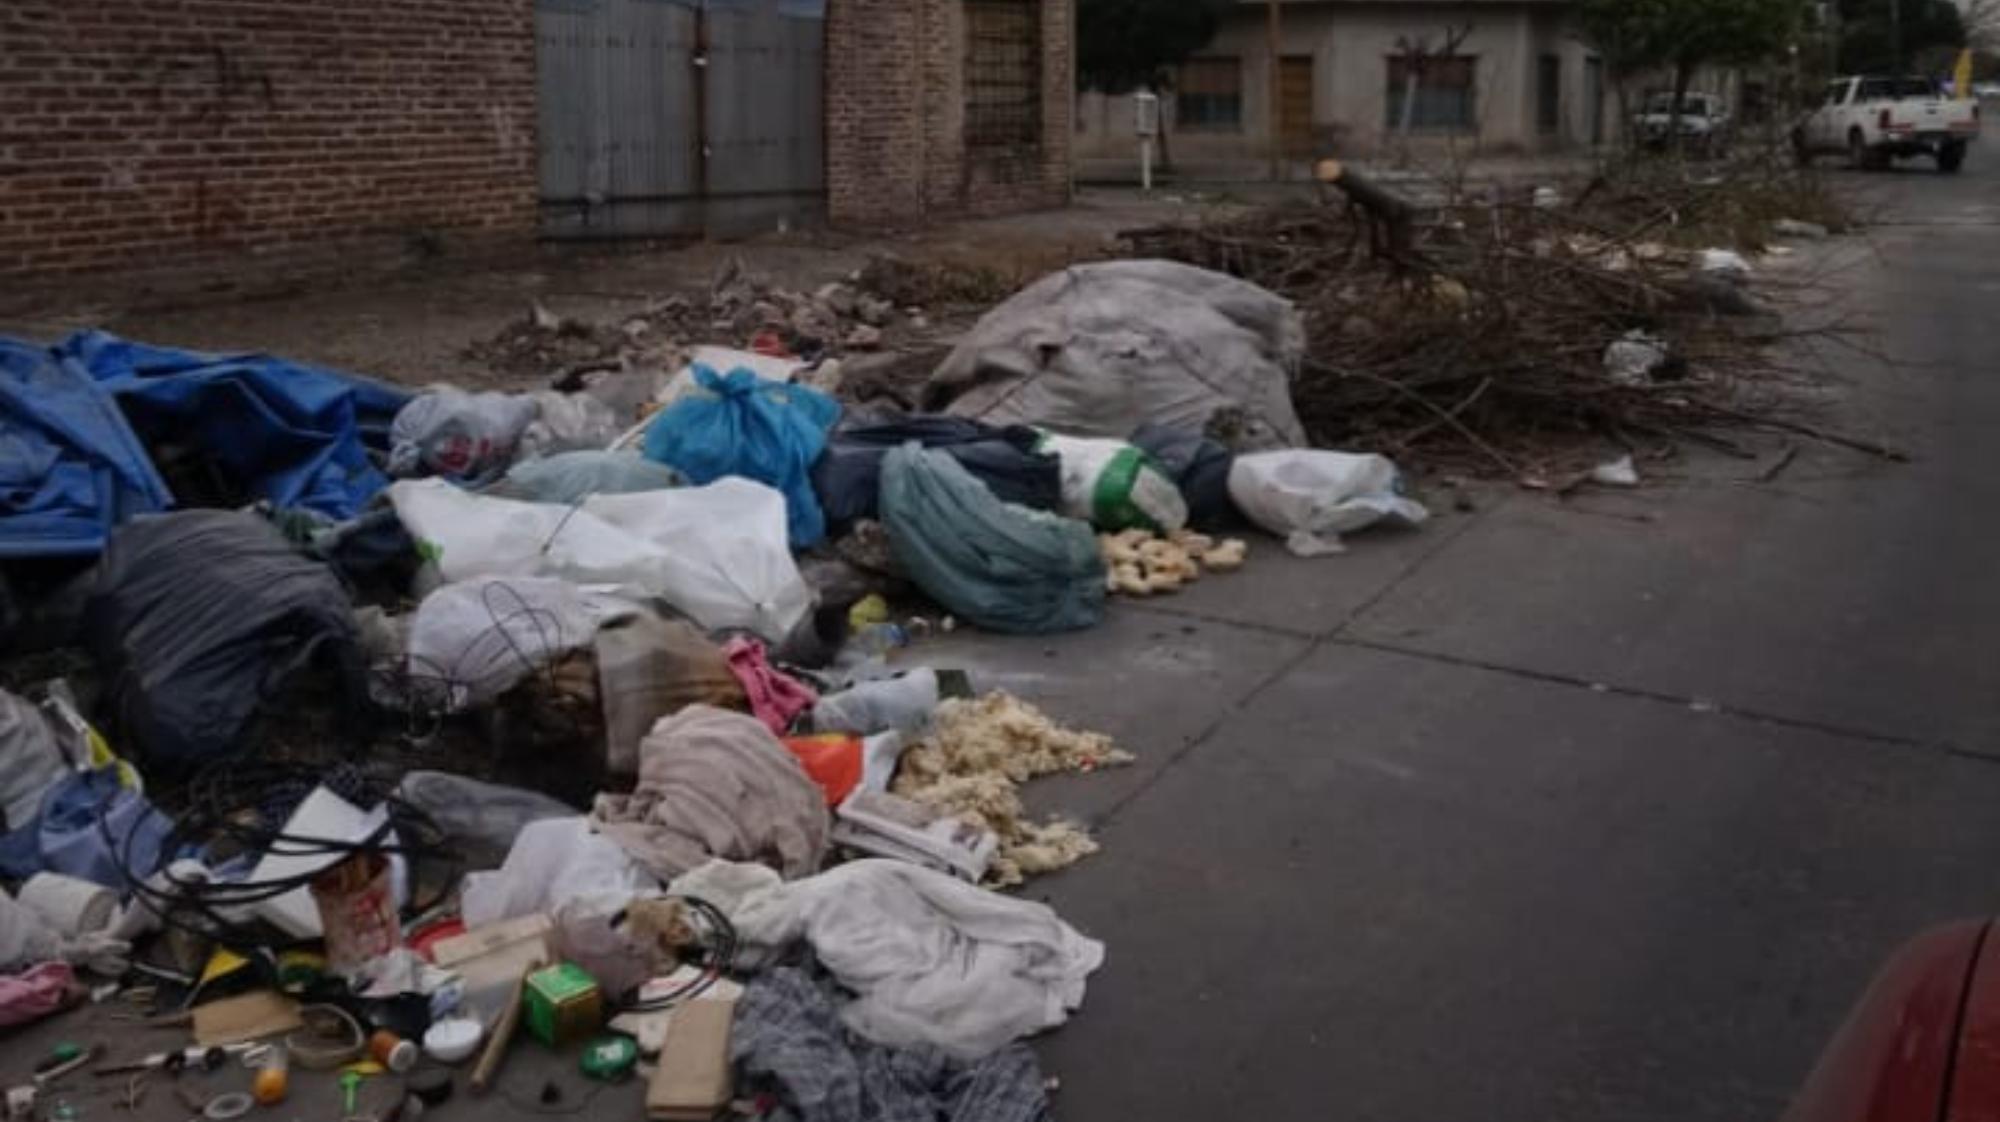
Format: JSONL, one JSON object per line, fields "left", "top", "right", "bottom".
{"left": 0, "top": 962, "right": 75, "bottom": 1028}
{"left": 721, "top": 637, "right": 817, "bottom": 736}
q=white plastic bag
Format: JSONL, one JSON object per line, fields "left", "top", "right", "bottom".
{"left": 518, "top": 392, "right": 622, "bottom": 460}
{"left": 1039, "top": 433, "right": 1188, "bottom": 533}
{"left": 461, "top": 817, "right": 653, "bottom": 927}
{"left": 1227, "top": 450, "right": 1429, "bottom": 557}
{"left": 388, "top": 478, "right": 813, "bottom": 642}
{"left": 388, "top": 388, "right": 539, "bottom": 480}
{"left": 406, "top": 577, "right": 636, "bottom": 710}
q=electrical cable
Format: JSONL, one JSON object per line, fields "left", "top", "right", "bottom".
{"left": 614, "top": 895, "right": 739, "bottom": 1013}
{"left": 105, "top": 760, "right": 461, "bottom": 951}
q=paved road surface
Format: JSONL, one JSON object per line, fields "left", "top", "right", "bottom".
{"left": 924, "top": 145, "right": 2000, "bottom": 1120}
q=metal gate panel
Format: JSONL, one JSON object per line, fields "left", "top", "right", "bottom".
{"left": 601, "top": 0, "right": 698, "bottom": 201}
{"left": 705, "top": 0, "right": 824, "bottom": 196}
{"left": 536, "top": 0, "right": 824, "bottom": 238}
{"left": 536, "top": 0, "right": 602, "bottom": 204}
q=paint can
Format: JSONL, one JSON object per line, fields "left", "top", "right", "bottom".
{"left": 308, "top": 854, "right": 400, "bottom": 973}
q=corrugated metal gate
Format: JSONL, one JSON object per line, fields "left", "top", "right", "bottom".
{"left": 536, "top": 0, "right": 825, "bottom": 238}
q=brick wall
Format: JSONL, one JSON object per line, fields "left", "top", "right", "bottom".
{"left": 828, "top": 0, "right": 1071, "bottom": 226}
{"left": 0, "top": 0, "right": 536, "bottom": 293}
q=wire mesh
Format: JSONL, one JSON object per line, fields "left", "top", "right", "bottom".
{"left": 964, "top": 0, "right": 1041, "bottom": 149}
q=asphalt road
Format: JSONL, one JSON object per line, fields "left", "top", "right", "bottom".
{"left": 923, "top": 143, "right": 2000, "bottom": 1121}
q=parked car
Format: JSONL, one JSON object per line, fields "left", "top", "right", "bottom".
{"left": 1633, "top": 91, "right": 1732, "bottom": 155}
{"left": 1782, "top": 920, "right": 2000, "bottom": 1122}
{"left": 1793, "top": 75, "right": 1980, "bottom": 173}
{"left": 1973, "top": 82, "right": 2000, "bottom": 100}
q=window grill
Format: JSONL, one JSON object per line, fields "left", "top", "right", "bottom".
{"left": 965, "top": 0, "right": 1041, "bottom": 149}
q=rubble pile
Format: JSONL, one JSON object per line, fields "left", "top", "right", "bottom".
{"left": 465, "top": 257, "right": 956, "bottom": 388}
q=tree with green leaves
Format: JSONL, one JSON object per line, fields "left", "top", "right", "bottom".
{"left": 1076, "top": 0, "right": 1232, "bottom": 167}
{"left": 1576, "top": 0, "right": 1805, "bottom": 150}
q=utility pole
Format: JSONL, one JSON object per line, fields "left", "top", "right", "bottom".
{"left": 1268, "top": 0, "right": 1283, "bottom": 181}
{"left": 1889, "top": 0, "right": 1903, "bottom": 70}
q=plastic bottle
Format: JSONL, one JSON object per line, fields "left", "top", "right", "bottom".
{"left": 251, "top": 1050, "right": 288, "bottom": 1106}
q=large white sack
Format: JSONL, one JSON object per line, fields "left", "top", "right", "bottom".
{"left": 388, "top": 477, "right": 812, "bottom": 642}
{"left": 927, "top": 260, "right": 1308, "bottom": 449}
{"left": 1227, "top": 450, "right": 1429, "bottom": 557}
{"left": 406, "top": 576, "right": 637, "bottom": 711}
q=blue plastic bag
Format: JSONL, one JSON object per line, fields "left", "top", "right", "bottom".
{"left": 642, "top": 366, "right": 840, "bottom": 548}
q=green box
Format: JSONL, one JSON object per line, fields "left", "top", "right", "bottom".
{"left": 523, "top": 963, "right": 603, "bottom": 1049}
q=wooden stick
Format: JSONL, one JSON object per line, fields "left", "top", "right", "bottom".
{"left": 470, "top": 970, "right": 530, "bottom": 1096}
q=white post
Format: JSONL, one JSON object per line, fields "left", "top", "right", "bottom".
{"left": 1140, "top": 136, "right": 1154, "bottom": 191}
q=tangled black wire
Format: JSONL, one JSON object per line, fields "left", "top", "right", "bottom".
{"left": 108, "top": 759, "right": 461, "bottom": 950}
{"left": 372, "top": 578, "right": 599, "bottom": 750}
{"left": 615, "top": 894, "right": 739, "bottom": 1012}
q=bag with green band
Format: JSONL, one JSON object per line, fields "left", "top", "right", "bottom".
{"left": 1038, "top": 432, "right": 1189, "bottom": 534}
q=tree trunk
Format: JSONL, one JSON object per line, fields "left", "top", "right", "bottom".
{"left": 1670, "top": 58, "right": 1695, "bottom": 161}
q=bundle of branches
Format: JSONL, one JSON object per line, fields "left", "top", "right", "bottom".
{"left": 1122, "top": 171, "right": 1873, "bottom": 477}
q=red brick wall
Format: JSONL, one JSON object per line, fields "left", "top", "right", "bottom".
{"left": 828, "top": 0, "right": 1071, "bottom": 226}
{"left": 0, "top": 0, "right": 536, "bottom": 291}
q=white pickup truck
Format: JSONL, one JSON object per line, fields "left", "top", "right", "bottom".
{"left": 1794, "top": 75, "right": 1980, "bottom": 173}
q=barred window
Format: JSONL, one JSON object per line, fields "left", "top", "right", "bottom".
{"left": 1177, "top": 57, "right": 1243, "bottom": 131}
{"left": 1386, "top": 54, "right": 1477, "bottom": 131}
{"left": 965, "top": 0, "right": 1041, "bottom": 148}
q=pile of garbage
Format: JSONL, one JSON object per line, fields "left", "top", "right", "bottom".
{"left": 0, "top": 252, "right": 1439, "bottom": 1122}
{"left": 1122, "top": 161, "right": 1885, "bottom": 479}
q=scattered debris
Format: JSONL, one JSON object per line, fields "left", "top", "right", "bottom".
{"left": 892, "top": 692, "right": 1133, "bottom": 886}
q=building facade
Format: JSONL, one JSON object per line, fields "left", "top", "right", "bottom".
{"left": 1, "top": 0, "right": 1071, "bottom": 292}
{"left": 1077, "top": 0, "right": 1615, "bottom": 164}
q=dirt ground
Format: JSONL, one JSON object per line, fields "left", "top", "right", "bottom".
{"left": 2, "top": 188, "right": 1287, "bottom": 389}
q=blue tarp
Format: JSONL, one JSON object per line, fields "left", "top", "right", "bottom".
{"left": 0, "top": 338, "right": 172, "bottom": 559}
{"left": 0, "top": 332, "right": 410, "bottom": 558}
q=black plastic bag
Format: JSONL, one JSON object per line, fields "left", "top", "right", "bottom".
{"left": 82, "top": 511, "right": 366, "bottom": 774}
{"left": 1130, "top": 422, "right": 1246, "bottom": 532}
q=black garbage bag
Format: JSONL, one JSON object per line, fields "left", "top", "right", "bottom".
{"left": 1130, "top": 422, "right": 1247, "bottom": 532}
{"left": 812, "top": 416, "right": 1061, "bottom": 531}
{"left": 82, "top": 511, "right": 367, "bottom": 774}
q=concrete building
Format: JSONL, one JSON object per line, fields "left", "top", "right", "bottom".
{"left": 1077, "top": 0, "right": 1616, "bottom": 166}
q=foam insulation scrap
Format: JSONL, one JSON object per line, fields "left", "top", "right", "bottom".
{"left": 891, "top": 692, "right": 1133, "bottom": 886}
{"left": 1099, "top": 528, "right": 1247, "bottom": 597}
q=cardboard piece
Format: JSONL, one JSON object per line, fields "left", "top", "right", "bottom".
{"left": 645, "top": 998, "right": 735, "bottom": 1121}
{"left": 191, "top": 990, "right": 304, "bottom": 1046}
{"left": 243, "top": 787, "right": 397, "bottom": 938}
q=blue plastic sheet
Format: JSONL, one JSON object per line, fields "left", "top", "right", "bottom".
{"left": 642, "top": 365, "right": 840, "bottom": 548}
{"left": 0, "top": 338, "right": 172, "bottom": 559}
{"left": 0, "top": 332, "right": 409, "bottom": 557}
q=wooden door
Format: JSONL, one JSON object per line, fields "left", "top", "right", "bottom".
{"left": 1279, "top": 55, "right": 1314, "bottom": 154}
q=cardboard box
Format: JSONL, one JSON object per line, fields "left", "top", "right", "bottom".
{"left": 523, "top": 963, "right": 602, "bottom": 1049}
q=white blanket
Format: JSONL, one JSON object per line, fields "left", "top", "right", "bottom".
{"left": 672, "top": 858, "right": 1104, "bottom": 1059}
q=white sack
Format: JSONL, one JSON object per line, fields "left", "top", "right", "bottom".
{"left": 388, "top": 477, "right": 812, "bottom": 642}
{"left": 928, "top": 261, "right": 1307, "bottom": 449}
{"left": 406, "top": 576, "right": 635, "bottom": 710}
{"left": 1227, "top": 450, "right": 1429, "bottom": 557}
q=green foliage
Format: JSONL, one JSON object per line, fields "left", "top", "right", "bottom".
{"left": 1076, "top": 0, "right": 1231, "bottom": 93}
{"left": 1576, "top": 0, "right": 1805, "bottom": 74}
{"left": 1835, "top": 0, "right": 1966, "bottom": 73}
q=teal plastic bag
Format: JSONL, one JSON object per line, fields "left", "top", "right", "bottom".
{"left": 642, "top": 366, "right": 840, "bottom": 548}
{"left": 879, "top": 444, "right": 1106, "bottom": 634}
